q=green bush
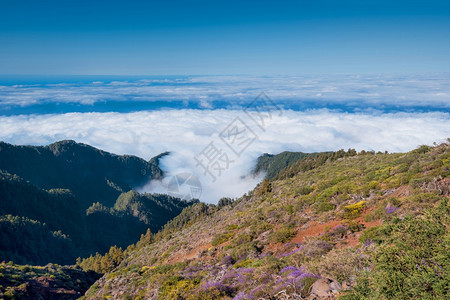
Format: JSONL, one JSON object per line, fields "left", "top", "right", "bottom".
{"left": 158, "top": 276, "right": 200, "bottom": 299}
{"left": 270, "top": 226, "right": 296, "bottom": 243}
{"left": 307, "top": 248, "right": 370, "bottom": 283}
{"left": 211, "top": 232, "right": 234, "bottom": 246}
{"left": 297, "top": 186, "right": 313, "bottom": 195}
{"left": 256, "top": 178, "right": 272, "bottom": 196}
{"left": 342, "top": 201, "right": 366, "bottom": 219}
{"left": 225, "top": 224, "right": 238, "bottom": 231}
{"left": 313, "top": 200, "right": 336, "bottom": 213}
{"left": 358, "top": 226, "right": 384, "bottom": 245}
{"left": 351, "top": 199, "right": 449, "bottom": 299}
{"left": 344, "top": 220, "right": 364, "bottom": 233}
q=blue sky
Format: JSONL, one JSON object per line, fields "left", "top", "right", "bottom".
{"left": 1, "top": 0, "right": 449, "bottom": 75}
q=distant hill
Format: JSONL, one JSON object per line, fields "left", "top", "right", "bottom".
{"left": 253, "top": 151, "right": 314, "bottom": 179}
{"left": 253, "top": 149, "right": 357, "bottom": 180}
{"left": 0, "top": 140, "right": 165, "bottom": 208}
{"left": 0, "top": 140, "right": 192, "bottom": 265}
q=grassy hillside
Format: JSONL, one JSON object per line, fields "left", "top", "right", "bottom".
{"left": 82, "top": 142, "right": 449, "bottom": 299}
{"left": 0, "top": 141, "right": 193, "bottom": 265}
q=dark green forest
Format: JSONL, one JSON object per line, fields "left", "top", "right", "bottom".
{"left": 0, "top": 140, "right": 192, "bottom": 265}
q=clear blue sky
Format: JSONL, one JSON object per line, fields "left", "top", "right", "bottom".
{"left": 0, "top": 0, "right": 449, "bottom": 75}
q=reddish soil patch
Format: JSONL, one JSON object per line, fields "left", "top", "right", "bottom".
{"left": 167, "top": 242, "right": 212, "bottom": 264}
{"left": 337, "top": 219, "right": 382, "bottom": 249}
{"left": 186, "top": 243, "right": 211, "bottom": 260}
{"left": 291, "top": 220, "right": 341, "bottom": 244}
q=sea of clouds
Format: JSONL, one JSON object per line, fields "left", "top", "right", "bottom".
{"left": 0, "top": 109, "right": 449, "bottom": 203}
{"left": 1, "top": 74, "right": 450, "bottom": 112}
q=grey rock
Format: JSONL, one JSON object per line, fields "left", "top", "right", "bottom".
{"left": 310, "top": 278, "right": 332, "bottom": 298}
{"left": 330, "top": 281, "right": 342, "bottom": 293}
{"left": 342, "top": 281, "right": 351, "bottom": 290}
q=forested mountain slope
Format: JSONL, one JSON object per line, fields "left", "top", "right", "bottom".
{"left": 0, "top": 140, "right": 165, "bottom": 208}
{"left": 0, "top": 141, "right": 192, "bottom": 265}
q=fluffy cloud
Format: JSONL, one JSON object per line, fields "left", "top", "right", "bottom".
{"left": 0, "top": 109, "right": 448, "bottom": 203}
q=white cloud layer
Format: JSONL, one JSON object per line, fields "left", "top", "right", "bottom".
{"left": 0, "top": 109, "right": 449, "bottom": 203}
{"left": 1, "top": 74, "right": 450, "bottom": 110}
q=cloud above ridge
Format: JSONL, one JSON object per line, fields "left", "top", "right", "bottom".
{"left": 0, "top": 109, "right": 448, "bottom": 203}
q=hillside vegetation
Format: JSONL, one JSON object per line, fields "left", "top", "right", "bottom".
{"left": 82, "top": 142, "right": 449, "bottom": 299}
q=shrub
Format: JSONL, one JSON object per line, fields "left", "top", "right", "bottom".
{"left": 232, "top": 233, "right": 253, "bottom": 246}
{"left": 297, "top": 186, "right": 313, "bottom": 195}
{"left": 351, "top": 199, "right": 449, "bottom": 299}
{"left": 256, "top": 179, "right": 272, "bottom": 196}
{"left": 211, "top": 232, "right": 234, "bottom": 246}
{"left": 233, "top": 259, "right": 254, "bottom": 269}
{"left": 276, "top": 266, "right": 320, "bottom": 295}
{"left": 225, "top": 224, "right": 238, "bottom": 231}
{"left": 344, "top": 220, "right": 364, "bottom": 233}
{"left": 231, "top": 242, "right": 261, "bottom": 262}
{"left": 220, "top": 255, "right": 234, "bottom": 266}
{"left": 342, "top": 201, "right": 366, "bottom": 219}
{"left": 193, "top": 281, "right": 233, "bottom": 299}
{"left": 413, "top": 145, "right": 431, "bottom": 154}
{"left": 313, "top": 201, "right": 335, "bottom": 213}
{"left": 270, "top": 226, "right": 296, "bottom": 243}
{"left": 285, "top": 204, "right": 295, "bottom": 214}
{"left": 307, "top": 248, "right": 370, "bottom": 283}
{"left": 297, "top": 238, "right": 333, "bottom": 261}
{"left": 410, "top": 192, "right": 440, "bottom": 204}
{"left": 358, "top": 226, "right": 384, "bottom": 245}
{"left": 158, "top": 276, "right": 201, "bottom": 299}
{"left": 333, "top": 224, "right": 348, "bottom": 237}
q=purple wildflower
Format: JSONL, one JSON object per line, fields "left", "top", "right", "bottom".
{"left": 280, "top": 266, "right": 301, "bottom": 274}
{"left": 233, "top": 292, "right": 249, "bottom": 300}
{"left": 236, "top": 267, "right": 254, "bottom": 273}
{"left": 249, "top": 285, "right": 263, "bottom": 298}
{"left": 221, "top": 272, "right": 238, "bottom": 286}
{"left": 386, "top": 206, "right": 400, "bottom": 214}
{"left": 364, "top": 238, "right": 374, "bottom": 247}
{"left": 416, "top": 263, "right": 422, "bottom": 271}
{"left": 278, "top": 266, "right": 320, "bottom": 293}
{"left": 333, "top": 224, "right": 349, "bottom": 236}
{"left": 202, "top": 281, "right": 232, "bottom": 294}
{"left": 221, "top": 255, "right": 234, "bottom": 265}
{"left": 278, "top": 245, "right": 303, "bottom": 258}
{"left": 319, "top": 241, "right": 332, "bottom": 249}
{"left": 334, "top": 224, "right": 347, "bottom": 230}
{"left": 236, "top": 254, "right": 248, "bottom": 263}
